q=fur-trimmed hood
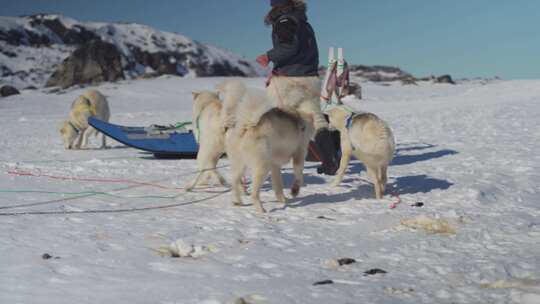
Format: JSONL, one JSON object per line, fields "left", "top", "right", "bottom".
{"left": 265, "top": 0, "right": 307, "bottom": 25}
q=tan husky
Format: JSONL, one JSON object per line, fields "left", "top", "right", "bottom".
{"left": 60, "top": 90, "right": 110, "bottom": 149}
{"left": 186, "top": 91, "right": 228, "bottom": 191}
{"left": 224, "top": 82, "right": 312, "bottom": 213}
{"left": 326, "top": 106, "right": 395, "bottom": 199}
{"left": 186, "top": 79, "right": 251, "bottom": 191}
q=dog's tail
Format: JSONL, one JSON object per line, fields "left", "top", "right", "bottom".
{"left": 235, "top": 89, "right": 273, "bottom": 131}
{"left": 192, "top": 92, "right": 217, "bottom": 123}
{"left": 373, "top": 120, "right": 396, "bottom": 157}
{"left": 217, "top": 79, "right": 247, "bottom": 129}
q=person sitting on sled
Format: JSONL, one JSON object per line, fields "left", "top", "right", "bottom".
{"left": 256, "top": 0, "right": 339, "bottom": 175}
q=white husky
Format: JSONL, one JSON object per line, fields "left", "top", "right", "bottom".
{"left": 60, "top": 89, "right": 110, "bottom": 149}
{"left": 186, "top": 79, "right": 252, "bottom": 191}
{"left": 223, "top": 80, "right": 312, "bottom": 213}
{"left": 326, "top": 106, "right": 395, "bottom": 199}
{"left": 186, "top": 91, "right": 228, "bottom": 191}
{"left": 266, "top": 75, "right": 327, "bottom": 132}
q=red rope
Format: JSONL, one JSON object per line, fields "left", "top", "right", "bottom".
{"left": 389, "top": 191, "right": 401, "bottom": 209}
{"left": 307, "top": 142, "right": 323, "bottom": 163}
{"left": 7, "top": 169, "right": 184, "bottom": 190}
{"left": 241, "top": 176, "right": 248, "bottom": 194}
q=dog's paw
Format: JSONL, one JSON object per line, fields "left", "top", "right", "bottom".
{"left": 232, "top": 201, "right": 243, "bottom": 207}
{"left": 330, "top": 180, "right": 342, "bottom": 188}
{"left": 276, "top": 194, "right": 288, "bottom": 204}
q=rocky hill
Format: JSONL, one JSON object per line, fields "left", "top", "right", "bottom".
{"left": 0, "top": 14, "right": 263, "bottom": 89}
{"left": 348, "top": 65, "right": 414, "bottom": 82}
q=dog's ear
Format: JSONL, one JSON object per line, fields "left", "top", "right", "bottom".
{"left": 80, "top": 97, "right": 91, "bottom": 106}
{"left": 192, "top": 92, "right": 200, "bottom": 100}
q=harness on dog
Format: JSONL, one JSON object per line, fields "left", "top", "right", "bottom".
{"left": 68, "top": 121, "right": 81, "bottom": 134}
{"left": 345, "top": 114, "right": 355, "bottom": 129}
{"left": 342, "top": 105, "right": 357, "bottom": 130}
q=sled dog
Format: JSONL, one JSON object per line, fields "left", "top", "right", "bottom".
{"left": 60, "top": 90, "right": 110, "bottom": 149}
{"left": 223, "top": 81, "right": 312, "bottom": 213}
{"left": 186, "top": 91, "right": 228, "bottom": 190}
{"left": 326, "top": 106, "right": 395, "bottom": 199}
{"left": 266, "top": 75, "right": 327, "bottom": 132}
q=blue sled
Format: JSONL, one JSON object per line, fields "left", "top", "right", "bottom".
{"left": 88, "top": 117, "right": 199, "bottom": 159}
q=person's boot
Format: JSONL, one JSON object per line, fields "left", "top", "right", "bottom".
{"left": 314, "top": 129, "right": 339, "bottom": 175}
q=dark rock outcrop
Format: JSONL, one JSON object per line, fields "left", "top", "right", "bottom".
{"left": 45, "top": 40, "right": 124, "bottom": 88}
{"left": 129, "top": 48, "right": 182, "bottom": 76}
{"left": 348, "top": 65, "right": 414, "bottom": 82}
{"left": 435, "top": 74, "right": 456, "bottom": 85}
{"left": 30, "top": 17, "right": 100, "bottom": 45}
{"left": 401, "top": 76, "right": 418, "bottom": 85}
{"left": 0, "top": 85, "right": 20, "bottom": 97}
{"left": 0, "top": 14, "right": 99, "bottom": 47}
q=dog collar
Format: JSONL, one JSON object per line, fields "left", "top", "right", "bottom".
{"left": 68, "top": 121, "right": 81, "bottom": 134}
{"left": 342, "top": 105, "right": 356, "bottom": 129}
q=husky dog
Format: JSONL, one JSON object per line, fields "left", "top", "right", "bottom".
{"left": 266, "top": 75, "right": 326, "bottom": 132}
{"left": 186, "top": 91, "right": 228, "bottom": 191}
{"left": 223, "top": 81, "right": 312, "bottom": 213}
{"left": 60, "top": 90, "right": 110, "bottom": 149}
{"left": 326, "top": 106, "right": 395, "bottom": 199}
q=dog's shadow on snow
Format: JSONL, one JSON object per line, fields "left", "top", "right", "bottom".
{"left": 343, "top": 145, "right": 458, "bottom": 177}
{"left": 305, "top": 143, "right": 458, "bottom": 170}
{"left": 391, "top": 149, "right": 458, "bottom": 166}
{"left": 261, "top": 172, "right": 326, "bottom": 192}
{"left": 395, "top": 142, "right": 436, "bottom": 153}
{"left": 285, "top": 174, "right": 453, "bottom": 209}
{"left": 286, "top": 185, "right": 374, "bottom": 209}
{"left": 269, "top": 143, "right": 456, "bottom": 209}
{"left": 388, "top": 174, "right": 454, "bottom": 195}
{"left": 342, "top": 148, "right": 457, "bottom": 173}
{"left": 392, "top": 142, "right": 459, "bottom": 166}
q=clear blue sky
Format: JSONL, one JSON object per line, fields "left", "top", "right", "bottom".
{"left": 3, "top": 0, "right": 539, "bottom": 79}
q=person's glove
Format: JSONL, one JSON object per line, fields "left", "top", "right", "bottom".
{"left": 256, "top": 54, "right": 270, "bottom": 68}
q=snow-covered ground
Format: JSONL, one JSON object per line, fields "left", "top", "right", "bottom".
{"left": 1, "top": 77, "right": 539, "bottom": 304}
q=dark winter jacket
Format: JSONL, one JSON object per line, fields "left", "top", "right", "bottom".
{"left": 266, "top": 5, "right": 319, "bottom": 77}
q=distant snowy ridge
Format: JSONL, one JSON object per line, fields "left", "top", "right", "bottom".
{"left": 0, "top": 14, "right": 264, "bottom": 88}
{"left": 348, "top": 65, "right": 414, "bottom": 82}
